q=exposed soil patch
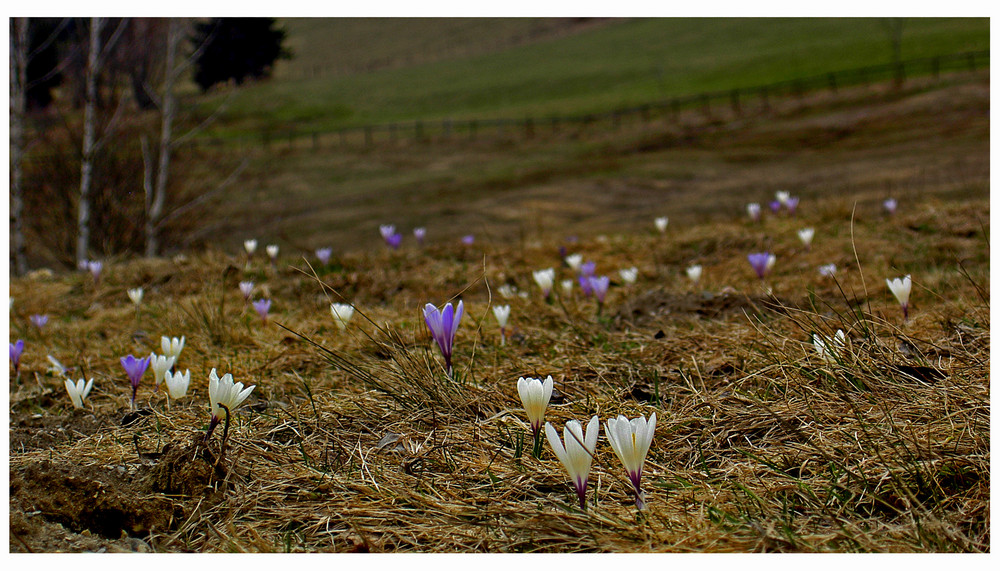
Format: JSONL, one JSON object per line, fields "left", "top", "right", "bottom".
{"left": 9, "top": 433, "right": 243, "bottom": 552}
{"left": 9, "top": 407, "right": 113, "bottom": 453}
{"left": 10, "top": 461, "right": 179, "bottom": 540}
{"left": 613, "top": 288, "right": 761, "bottom": 329}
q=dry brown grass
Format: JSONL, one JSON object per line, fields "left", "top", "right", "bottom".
{"left": 8, "top": 188, "right": 988, "bottom": 552}
{"left": 7, "top": 77, "right": 989, "bottom": 553}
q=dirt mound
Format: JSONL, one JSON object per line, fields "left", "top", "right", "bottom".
{"left": 9, "top": 433, "right": 242, "bottom": 552}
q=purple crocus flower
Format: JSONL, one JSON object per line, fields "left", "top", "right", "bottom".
{"left": 590, "top": 275, "right": 610, "bottom": 303}
{"left": 413, "top": 227, "right": 426, "bottom": 245}
{"left": 883, "top": 198, "right": 898, "bottom": 215}
{"left": 786, "top": 197, "right": 800, "bottom": 214}
{"left": 423, "top": 300, "right": 464, "bottom": 375}
{"left": 252, "top": 299, "right": 272, "bottom": 323}
{"left": 748, "top": 252, "right": 775, "bottom": 280}
{"left": 769, "top": 200, "right": 782, "bottom": 214}
{"left": 379, "top": 224, "right": 395, "bottom": 240}
{"left": 462, "top": 235, "right": 475, "bottom": 246}
{"left": 30, "top": 314, "right": 48, "bottom": 330}
{"left": 10, "top": 340, "right": 24, "bottom": 374}
{"left": 121, "top": 354, "right": 151, "bottom": 407}
{"left": 580, "top": 261, "right": 596, "bottom": 277}
{"left": 385, "top": 233, "right": 402, "bottom": 249}
{"left": 578, "top": 274, "right": 594, "bottom": 297}
{"left": 316, "top": 248, "right": 333, "bottom": 265}
{"left": 87, "top": 260, "right": 102, "bottom": 284}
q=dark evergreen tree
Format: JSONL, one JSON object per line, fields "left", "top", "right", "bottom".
{"left": 25, "top": 18, "right": 71, "bottom": 110}
{"left": 191, "top": 18, "right": 291, "bottom": 92}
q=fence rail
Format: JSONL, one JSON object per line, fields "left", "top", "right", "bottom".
{"left": 192, "top": 50, "right": 989, "bottom": 152}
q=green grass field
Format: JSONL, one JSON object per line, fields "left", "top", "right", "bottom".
{"left": 202, "top": 17, "right": 988, "bottom": 133}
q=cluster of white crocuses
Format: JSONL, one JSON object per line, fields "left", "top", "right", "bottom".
{"left": 517, "top": 375, "right": 656, "bottom": 512}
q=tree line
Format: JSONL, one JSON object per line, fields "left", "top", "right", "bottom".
{"left": 9, "top": 17, "right": 290, "bottom": 275}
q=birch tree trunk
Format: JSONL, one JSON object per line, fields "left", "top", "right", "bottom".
{"left": 76, "top": 17, "right": 102, "bottom": 267}
{"left": 10, "top": 18, "right": 29, "bottom": 275}
{"left": 145, "top": 18, "right": 181, "bottom": 257}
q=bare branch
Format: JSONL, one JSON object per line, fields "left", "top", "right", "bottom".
{"left": 172, "top": 89, "right": 238, "bottom": 146}
{"left": 156, "top": 157, "right": 251, "bottom": 229}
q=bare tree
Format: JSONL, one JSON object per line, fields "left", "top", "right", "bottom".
{"left": 75, "top": 17, "right": 128, "bottom": 267}
{"left": 142, "top": 18, "right": 243, "bottom": 257}
{"left": 143, "top": 17, "right": 182, "bottom": 257}
{"left": 10, "top": 18, "right": 29, "bottom": 275}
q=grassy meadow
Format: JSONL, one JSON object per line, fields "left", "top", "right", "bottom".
{"left": 7, "top": 18, "right": 991, "bottom": 553}
{"left": 202, "top": 17, "right": 989, "bottom": 132}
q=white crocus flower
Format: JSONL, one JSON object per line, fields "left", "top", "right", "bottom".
{"left": 686, "top": 265, "right": 703, "bottom": 284}
{"left": 47, "top": 355, "right": 69, "bottom": 376}
{"left": 206, "top": 368, "right": 256, "bottom": 439}
{"left": 165, "top": 369, "right": 191, "bottom": 401}
{"left": 517, "top": 375, "right": 552, "bottom": 438}
{"left": 654, "top": 216, "right": 668, "bottom": 233}
{"left": 266, "top": 244, "right": 279, "bottom": 260}
{"left": 886, "top": 275, "right": 912, "bottom": 321}
{"left": 746, "top": 202, "right": 761, "bottom": 221}
{"left": 564, "top": 254, "right": 583, "bottom": 272}
{"left": 533, "top": 268, "right": 556, "bottom": 298}
{"left": 493, "top": 304, "right": 511, "bottom": 327}
{"left": 497, "top": 284, "right": 516, "bottom": 299}
{"left": 619, "top": 267, "right": 638, "bottom": 285}
{"left": 244, "top": 239, "right": 257, "bottom": 255}
{"left": 330, "top": 303, "right": 355, "bottom": 330}
{"left": 127, "top": 287, "right": 144, "bottom": 306}
{"left": 561, "top": 279, "right": 574, "bottom": 295}
{"left": 765, "top": 253, "right": 776, "bottom": 272}
{"left": 545, "top": 415, "right": 600, "bottom": 511}
{"left": 813, "top": 330, "right": 847, "bottom": 365}
{"left": 64, "top": 378, "right": 94, "bottom": 409}
{"left": 798, "top": 227, "right": 815, "bottom": 248}
{"left": 149, "top": 353, "right": 176, "bottom": 390}
{"left": 493, "top": 305, "right": 511, "bottom": 346}
{"left": 818, "top": 264, "right": 837, "bottom": 277}
{"left": 239, "top": 281, "right": 254, "bottom": 300}
{"left": 161, "top": 335, "right": 185, "bottom": 362}
{"left": 775, "top": 190, "right": 790, "bottom": 206}
{"left": 606, "top": 413, "right": 657, "bottom": 510}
